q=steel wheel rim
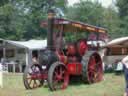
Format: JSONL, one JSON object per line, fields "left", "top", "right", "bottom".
{"left": 52, "top": 65, "right": 68, "bottom": 90}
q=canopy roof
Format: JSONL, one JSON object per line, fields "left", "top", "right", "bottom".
{"left": 41, "top": 18, "right": 107, "bottom": 34}
{"left": 5, "top": 39, "right": 47, "bottom": 50}
{"left": 106, "top": 37, "right": 128, "bottom": 47}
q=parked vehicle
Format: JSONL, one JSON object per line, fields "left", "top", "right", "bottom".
{"left": 23, "top": 10, "right": 108, "bottom": 91}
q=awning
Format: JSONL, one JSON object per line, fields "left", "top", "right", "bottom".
{"left": 5, "top": 39, "right": 47, "bottom": 50}
{"left": 41, "top": 18, "right": 107, "bottom": 33}
{"left": 106, "top": 37, "right": 128, "bottom": 47}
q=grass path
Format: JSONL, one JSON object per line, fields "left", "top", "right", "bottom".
{"left": 0, "top": 73, "right": 125, "bottom": 96}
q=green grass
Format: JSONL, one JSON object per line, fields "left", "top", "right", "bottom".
{"left": 0, "top": 73, "right": 125, "bottom": 96}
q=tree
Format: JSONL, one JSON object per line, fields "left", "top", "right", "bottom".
{"left": 0, "top": 0, "right": 9, "bottom": 6}
{"left": 102, "top": 6, "right": 120, "bottom": 39}
{"left": 66, "top": 0, "right": 104, "bottom": 26}
{"left": 0, "top": 0, "right": 67, "bottom": 40}
{"left": 66, "top": 0, "right": 120, "bottom": 39}
{"left": 21, "top": 0, "right": 67, "bottom": 40}
{"left": 116, "top": 0, "right": 128, "bottom": 37}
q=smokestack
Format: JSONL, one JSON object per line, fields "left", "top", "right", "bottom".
{"left": 47, "top": 9, "right": 55, "bottom": 50}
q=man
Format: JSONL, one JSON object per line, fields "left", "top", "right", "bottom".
{"left": 122, "top": 56, "right": 128, "bottom": 96}
{"left": 0, "top": 62, "right": 3, "bottom": 88}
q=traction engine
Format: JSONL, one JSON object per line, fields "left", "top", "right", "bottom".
{"left": 23, "top": 9, "right": 107, "bottom": 91}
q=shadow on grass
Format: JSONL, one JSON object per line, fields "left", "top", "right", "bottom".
{"left": 69, "top": 75, "right": 88, "bottom": 86}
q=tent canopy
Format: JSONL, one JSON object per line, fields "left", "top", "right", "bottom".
{"left": 106, "top": 37, "right": 128, "bottom": 47}
{"left": 5, "top": 39, "right": 47, "bottom": 50}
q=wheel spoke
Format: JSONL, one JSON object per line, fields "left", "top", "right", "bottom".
{"left": 32, "top": 80, "right": 35, "bottom": 88}
{"left": 59, "top": 67, "right": 63, "bottom": 75}
{"left": 54, "top": 71, "right": 58, "bottom": 76}
{"left": 24, "top": 64, "right": 43, "bottom": 89}
{"left": 50, "top": 63, "right": 69, "bottom": 90}
{"left": 34, "top": 80, "right": 38, "bottom": 88}
{"left": 93, "top": 73, "right": 98, "bottom": 81}
{"left": 90, "top": 60, "right": 102, "bottom": 82}
{"left": 30, "top": 80, "right": 34, "bottom": 88}
{"left": 88, "top": 56, "right": 96, "bottom": 70}
{"left": 89, "top": 73, "right": 94, "bottom": 82}
{"left": 28, "top": 79, "right": 32, "bottom": 85}
{"left": 88, "top": 70, "right": 95, "bottom": 82}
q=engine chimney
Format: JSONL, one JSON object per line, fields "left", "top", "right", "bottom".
{"left": 47, "top": 9, "right": 55, "bottom": 50}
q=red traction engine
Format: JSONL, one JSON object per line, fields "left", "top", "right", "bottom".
{"left": 23, "top": 10, "right": 108, "bottom": 91}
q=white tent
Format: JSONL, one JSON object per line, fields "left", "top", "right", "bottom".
{"left": 5, "top": 39, "right": 47, "bottom": 66}
{"left": 5, "top": 39, "right": 47, "bottom": 65}
{"left": 0, "top": 39, "right": 47, "bottom": 87}
{"left": 106, "top": 37, "right": 128, "bottom": 47}
{"left": 0, "top": 39, "right": 47, "bottom": 73}
{"left": 5, "top": 39, "right": 47, "bottom": 50}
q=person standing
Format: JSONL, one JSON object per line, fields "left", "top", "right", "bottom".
{"left": 0, "top": 62, "right": 3, "bottom": 88}
{"left": 122, "top": 56, "right": 128, "bottom": 96}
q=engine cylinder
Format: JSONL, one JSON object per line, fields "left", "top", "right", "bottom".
{"left": 39, "top": 50, "right": 59, "bottom": 70}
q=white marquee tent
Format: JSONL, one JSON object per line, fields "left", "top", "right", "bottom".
{"left": 106, "top": 37, "right": 128, "bottom": 47}
{"left": 0, "top": 39, "right": 47, "bottom": 73}
{"left": 6, "top": 39, "right": 47, "bottom": 50}
{"left": 0, "top": 39, "right": 47, "bottom": 88}
{"left": 5, "top": 39, "right": 47, "bottom": 65}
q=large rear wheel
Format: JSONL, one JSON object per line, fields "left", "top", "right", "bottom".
{"left": 23, "top": 64, "right": 43, "bottom": 89}
{"left": 82, "top": 51, "right": 103, "bottom": 83}
{"left": 48, "top": 62, "right": 69, "bottom": 91}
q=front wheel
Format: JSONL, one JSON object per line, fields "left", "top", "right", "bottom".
{"left": 48, "top": 62, "right": 69, "bottom": 91}
{"left": 23, "top": 64, "right": 43, "bottom": 89}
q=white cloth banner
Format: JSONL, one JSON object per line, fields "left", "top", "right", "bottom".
{"left": 0, "top": 63, "right": 3, "bottom": 88}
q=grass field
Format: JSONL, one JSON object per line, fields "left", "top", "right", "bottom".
{"left": 0, "top": 73, "right": 125, "bottom": 96}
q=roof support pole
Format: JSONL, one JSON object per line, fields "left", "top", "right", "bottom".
{"left": 13, "top": 63, "right": 15, "bottom": 73}
{"left": 26, "top": 49, "right": 32, "bottom": 66}
{"left": 0, "top": 40, "right": 5, "bottom": 88}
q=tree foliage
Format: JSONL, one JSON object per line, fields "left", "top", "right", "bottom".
{"left": 66, "top": 0, "right": 103, "bottom": 26}
{"left": 0, "top": 0, "right": 67, "bottom": 40}
{"left": 0, "top": 0, "right": 125, "bottom": 40}
{"left": 102, "top": 6, "right": 120, "bottom": 38}
{"left": 66, "top": 0, "right": 120, "bottom": 39}
{"left": 116, "top": 0, "right": 128, "bottom": 37}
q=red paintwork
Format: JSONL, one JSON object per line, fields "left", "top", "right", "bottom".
{"left": 68, "top": 56, "right": 79, "bottom": 62}
{"left": 59, "top": 55, "right": 68, "bottom": 64}
{"left": 41, "top": 73, "right": 48, "bottom": 80}
{"left": 56, "top": 50, "right": 68, "bottom": 64}
{"left": 67, "top": 63, "right": 82, "bottom": 75}
{"left": 31, "top": 73, "right": 48, "bottom": 80}
{"left": 77, "top": 40, "right": 88, "bottom": 56}
{"left": 87, "top": 53, "right": 103, "bottom": 83}
{"left": 53, "top": 65, "right": 69, "bottom": 89}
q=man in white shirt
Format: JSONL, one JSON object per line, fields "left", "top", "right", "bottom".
{"left": 0, "top": 63, "right": 3, "bottom": 88}
{"left": 122, "top": 56, "right": 128, "bottom": 96}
